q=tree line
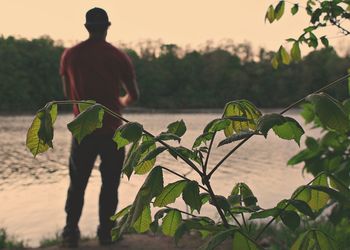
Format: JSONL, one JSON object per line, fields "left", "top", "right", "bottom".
{"left": 0, "top": 35, "right": 349, "bottom": 112}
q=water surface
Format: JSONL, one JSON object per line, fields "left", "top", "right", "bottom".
{"left": 0, "top": 112, "right": 317, "bottom": 246}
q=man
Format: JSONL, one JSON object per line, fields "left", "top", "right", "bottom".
{"left": 59, "top": 7, "right": 139, "bottom": 247}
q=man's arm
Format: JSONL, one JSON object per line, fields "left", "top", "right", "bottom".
{"left": 119, "top": 78, "right": 140, "bottom": 107}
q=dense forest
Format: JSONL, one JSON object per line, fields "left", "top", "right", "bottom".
{"left": 0, "top": 35, "right": 349, "bottom": 112}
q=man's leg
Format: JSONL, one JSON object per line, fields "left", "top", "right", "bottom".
{"left": 98, "top": 134, "right": 125, "bottom": 243}
{"left": 63, "top": 135, "right": 98, "bottom": 245}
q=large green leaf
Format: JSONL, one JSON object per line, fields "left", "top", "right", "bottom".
{"left": 67, "top": 104, "right": 104, "bottom": 144}
{"left": 149, "top": 208, "right": 171, "bottom": 233}
{"left": 127, "top": 166, "right": 164, "bottom": 227}
{"left": 257, "top": 114, "right": 304, "bottom": 144}
{"left": 113, "top": 122, "right": 143, "bottom": 149}
{"left": 192, "top": 132, "right": 214, "bottom": 148}
{"left": 182, "top": 181, "right": 202, "bottom": 213}
{"left": 26, "top": 103, "right": 57, "bottom": 156}
{"left": 203, "top": 118, "right": 231, "bottom": 133}
{"left": 280, "top": 210, "right": 300, "bottom": 230}
{"left": 167, "top": 120, "right": 186, "bottom": 137}
{"left": 231, "top": 183, "right": 257, "bottom": 207}
{"left": 222, "top": 100, "right": 261, "bottom": 137}
{"left": 162, "top": 209, "right": 182, "bottom": 236}
{"left": 133, "top": 205, "right": 151, "bottom": 233}
{"left": 110, "top": 205, "right": 132, "bottom": 221}
{"left": 154, "top": 180, "right": 188, "bottom": 207}
{"left": 306, "top": 93, "right": 349, "bottom": 133}
{"left": 272, "top": 117, "right": 304, "bottom": 145}
{"left": 291, "top": 229, "right": 338, "bottom": 250}
{"left": 308, "top": 174, "right": 330, "bottom": 212}
{"left": 134, "top": 135, "right": 157, "bottom": 175}
{"left": 232, "top": 231, "right": 259, "bottom": 250}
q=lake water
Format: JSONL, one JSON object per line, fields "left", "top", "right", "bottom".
{"left": 0, "top": 112, "right": 317, "bottom": 246}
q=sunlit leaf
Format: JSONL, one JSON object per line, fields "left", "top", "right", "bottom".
{"left": 154, "top": 180, "right": 188, "bottom": 207}
{"left": 291, "top": 229, "right": 338, "bottom": 250}
{"left": 134, "top": 135, "right": 157, "bottom": 175}
{"left": 111, "top": 205, "right": 132, "bottom": 221}
{"left": 272, "top": 117, "right": 304, "bottom": 145}
{"left": 193, "top": 132, "right": 214, "bottom": 148}
{"left": 133, "top": 205, "right": 151, "bottom": 233}
{"left": 266, "top": 5, "right": 275, "bottom": 23}
{"left": 291, "top": 42, "right": 301, "bottom": 61}
{"left": 78, "top": 100, "right": 96, "bottom": 113}
{"left": 279, "top": 46, "right": 290, "bottom": 64}
{"left": 306, "top": 93, "right": 349, "bottom": 133}
{"left": 308, "top": 174, "right": 330, "bottom": 212}
{"left": 113, "top": 122, "right": 143, "bottom": 149}
{"left": 167, "top": 120, "right": 186, "bottom": 137}
{"left": 182, "top": 181, "right": 202, "bottom": 213}
{"left": 162, "top": 209, "right": 182, "bottom": 236}
{"left": 67, "top": 104, "right": 104, "bottom": 144}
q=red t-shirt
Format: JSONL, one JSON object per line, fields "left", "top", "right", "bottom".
{"left": 60, "top": 39, "right": 135, "bottom": 134}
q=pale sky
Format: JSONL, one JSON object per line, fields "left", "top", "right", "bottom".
{"left": 0, "top": 0, "right": 348, "bottom": 53}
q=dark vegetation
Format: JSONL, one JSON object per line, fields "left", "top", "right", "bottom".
{"left": 1, "top": 35, "right": 349, "bottom": 112}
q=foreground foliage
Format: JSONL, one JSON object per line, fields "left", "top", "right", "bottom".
{"left": 26, "top": 85, "right": 350, "bottom": 248}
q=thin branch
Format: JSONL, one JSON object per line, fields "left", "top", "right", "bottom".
{"left": 227, "top": 210, "right": 243, "bottom": 229}
{"left": 208, "top": 73, "right": 350, "bottom": 178}
{"left": 203, "top": 132, "right": 216, "bottom": 174}
{"left": 255, "top": 172, "right": 325, "bottom": 241}
{"left": 160, "top": 166, "right": 209, "bottom": 192}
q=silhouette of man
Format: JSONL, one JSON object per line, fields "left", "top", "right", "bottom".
{"left": 59, "top": 7, "right": 139, "bottom": 247}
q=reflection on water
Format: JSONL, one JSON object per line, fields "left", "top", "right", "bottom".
{"left": 0, "top": 112, "right": 317, "bottom": 246}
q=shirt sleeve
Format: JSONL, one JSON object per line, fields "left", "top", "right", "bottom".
{"left": 59, "top": 49, "right": 69, "bottom": 76}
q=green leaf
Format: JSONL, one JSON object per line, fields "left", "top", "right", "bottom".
{"left": 217, "top": 131, "right": 254, "bottom": 147}
{"left": 162, "top": 209, "right": 182, "bottom": 236}
{"left": 223, "top": 100, "right": 261, "bottom": 137}
{"left": 134, "top": 136, "right": 157, "bottom": 175}
{"left": 156, "top": 132, "right": 181, "bottom": 142}
{"left": 111, "top": 205, "right": 132, "bottom": 221}
{"left": 308, "top": 32, "right": 318, "bottom": 48}
{"left": 127, "top": 166, "right": 164, "bottom": 227}
{"left": 67, "top": 104, "right": 104, "bottom": 144}
{"left": 182, "top": 181, "right": 202, "bottom": 213}
{"left": 232, "top": 231, "right": 259, "bottom": 250}
{"left": 274, "top": 1, "right": 285, "bottom": 20}
{"left": 141, "top": 146, "right": 167, "bottom": 162}
{"left": 122, "top": 140, "right": 141, "bottom": 179}
{"left": 150, "top": 208, "right": 171, "bottom": 233}
{"left": 291, "top": 4, "right": 299, "bottom": 15}
{"left": 307, "top": 174, "right": 330, "bottom": 212}
{"left": 311, "top": 8, "right": 322, "bottom": 23}
{"left": 201, "top": 229, "right": 235, "bottom": 250}
{"left": 154, "top": 180, "right": 188, "bottom": 207}
{"left": 257, "top": 113, "right": 285, "bottom": 137}
{"left": 291, "top": 42, "right": 301, "bottom": 61}
{"left": 320, "top": 36, "right": 329, "bottom": 47}
{"left": 133, "top": 205, "right": 151, "bottom": 233}
{"left": 231, "top": 183, "right": 257, "bottom": 207}
{"left": 271, "top": 53, "right": 279, "bottom": 69}
{"left": 204, "top": 118, "right": 231, "bottom": 133}
{"left": 78, "top": 100, "right": 96, "bottom": 113}
{"left": 288, "top": 200, "right": 315, "bottom": 218}
{"left": 306, "top": 93, "right": 349, "bottom": 133}
{"left": 265, "top": 5, "right": 275, "bottom": 23}
{"left": 167, "top": 120, "right": 186, "bottom": 137}
{"left": 292, "top": 186, "right": 311, "bottom": 203}
{"left": 250, "top": 208, "right": 280, "bottom": 220}
{"left": 193, "top": 132, "right": 214, "bottom": 148}
{"left": 272, "top": 117, "right": 304, "bottom": 145}
{"left": 300, "top": 103, "right": 315, "bottom": 124}
{"left": 291, "top": 229, "right": 338, "bottom": 250}
{"left": 113, "top": 122, "right": 143, "bottom": 149}
{"left": 26, "top": 103, "right": 58, "bottom": 156}
{"left": 280, "top": 210, "right": 300, "bottom": 230}
{"left": 279, "top": 46, "right": 290, "bottom": 65}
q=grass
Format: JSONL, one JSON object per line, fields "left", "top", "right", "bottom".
{"left": 39, "top": 232, "right": 92, "bottom": 248}
{"left": 0, "top": 228, "right": 25, "bottom": 250}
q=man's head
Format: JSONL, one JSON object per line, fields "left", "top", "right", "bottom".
{"left": 85, "top": 7, "right": 111, "bottom": 36}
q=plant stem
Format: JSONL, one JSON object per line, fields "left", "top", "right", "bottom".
{"left": 227, "top": 210, "right": 242, "bottom": 228}
{"left": 202, "top": 178, "right": 229, "bottom": 228}
{"left": 203, "top": 132, "right": 216, "bottom": 174}
{"left": 160, "top": 166, "right": 209, "bottom": 192}
{"left": 255, "top": 172, "right": 325, "bottom": 241}
{"left": 208, "top": 73, "right": 350, "bottom": 178}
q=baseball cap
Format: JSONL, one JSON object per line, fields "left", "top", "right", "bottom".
{"left": 85, "top": 7, "right": 111, "bottom": 26}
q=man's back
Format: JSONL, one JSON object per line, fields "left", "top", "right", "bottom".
{"left": 60, "top": 39, "right": 135, "bottom": 131}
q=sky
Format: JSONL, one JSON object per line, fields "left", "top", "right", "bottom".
{"left": 0, "top": 0, "right": 348, "bottom": 53}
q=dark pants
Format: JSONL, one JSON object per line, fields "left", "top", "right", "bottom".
{"left": 64, "top": 132, "right": 125, "bottom": 233}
